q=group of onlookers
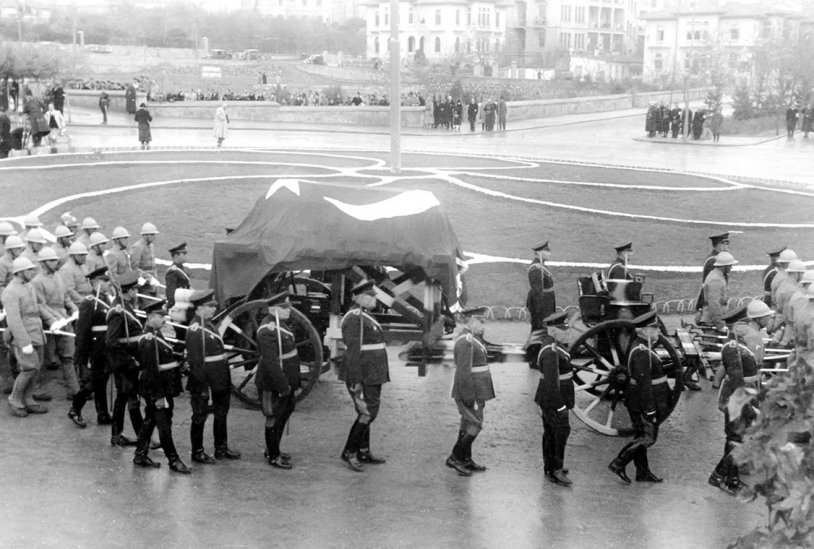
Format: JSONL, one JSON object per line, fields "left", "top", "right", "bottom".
{"left": 785, "top": 105, "right": 814, "bottom": 139}
{"left": 430, "top": 96, "right": 508, "bottom": 133}
{"left": 645, "top": 102, "right": 723, "bottom": 142}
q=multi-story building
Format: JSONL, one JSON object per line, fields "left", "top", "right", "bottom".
{"left": 362, "top": 0, "right": 511, "bottom": 62}
{"left": 640, "top": 2, "right": 807, "bottom": 84}
{"left": 244, "top": 0, "right": 357, "bottom": 23}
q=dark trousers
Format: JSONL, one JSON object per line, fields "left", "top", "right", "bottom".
{"left": 112, "top": 370, "right": 142, "bottom": 437}
{"left": 469, "top": 118, "right": 476, "bottom": 132}
{"left": 614, "top": 410, "right": 659, "bottom": 472}
{"left": 714, "top": 407, "right": 754, "bottom": 482}
{"left": 541, "top": 407, "right": 570, "bottom": 473}
{"left": 189, "top": 388, "right": 230, "bottom": 453}
{"left": 136, "top": 397, "right": 179, "bottom": 462}
{"left": 261, "top": 391, "right": 295, "bottom": 459}
{"left": 343, "top": 383, "right": 381, "bottom": 454}
{"left": 73, "top": 345, "right": 110, "bottom": 417}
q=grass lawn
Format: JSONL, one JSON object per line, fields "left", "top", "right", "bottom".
{"left": 2, "top": 149, "right": 810, "bottom": 310}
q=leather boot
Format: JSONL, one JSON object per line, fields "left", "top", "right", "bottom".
{"left": 635, "top": 451, "right": 663, "bottom": 482}
{"left": 133, "top": 454, "right": 160, "bottom": 468}
{"left": 463, "top": 433, "right": 486, "bottom": 472}
{"left": 169, "top": 459, "right": 192, "bottom": 474}
{"left": 608, "top": 456, "right": 631, "bottom": 484}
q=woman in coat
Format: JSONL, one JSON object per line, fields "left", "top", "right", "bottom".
{"left": 45, "top": 103, "right": 66, "bottom": 153}
{"left": 134, "top": 103, "right": 153, "bottom": 150}
{"left": 213, "top": 103, "right": 229, "bottom": 148}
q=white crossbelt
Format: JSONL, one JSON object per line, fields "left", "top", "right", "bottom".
{"left": 651, "top": 376, "right": 667, "bottom": 385}
{"left": 91, "top": 326, "right": 107, "bottom": 332}
{"left": 118, "top": 336, "right": 141, "bottom": 343}
{"left": 471, "top": 365, "right": 489, "bottom": 373}
{"left": 742, "top": 375, "right": 758, "bottom": 383}
{"left": 361, "top": 343, "right": 385, "bottom": 351}
{"left": 158, "top": 361, "right": 179, "bottom": 371}
{"left": 281, "top": 350, "right": 298, "bottom": 359}
{"left": 204, "top": 353, "right": 227, "bottom": 362}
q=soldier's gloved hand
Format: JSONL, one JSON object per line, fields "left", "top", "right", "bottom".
{"left": 50, "top": 318, "right": 68, "bottom": 331}
{"left": 155, "top": 398, "right": 167, "bottom": 409}
{"left": 137, "top": 276, "right": 147, "bottom": 287}
{"left": 21, "top": 344, "right": 34, "bottom": 355}
{"left": 148, "top": 277, "right": 159, "bottom": 288}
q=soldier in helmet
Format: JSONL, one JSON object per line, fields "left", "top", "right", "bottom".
{"left": 68, "top": 266, "right": 114, "bottom": 427}
{"left": 86, "top": 232, "right": 109, "bottom": 272}
{"left": 58, "top": 242, "right": 91, "bottom": 308}
{"left": 60, "top": 212, "right": 79, "bottom": 236}
{"left": 770, "top": 249, "right": 798, "bottom": 308}
{"left": 774, "top": 259, "right": 806, "bottom": 319}
{"left": 608, "top": 311, "right": 669, "bottom": 484}
{"left": 708, "top": 302, "right": 770, "bottom": 494}
{"left": 130, "top": 222, "right": 160, "bottom": 299}
{"left": 779, "top": 270, "right": 814, "bottom": 367}
{"left": 339, "top": 279, "right": 389, "bottom": 473}
{"left": 0, "top": 235, "right": 26, "bottom": 297}
{"left": 762, "top": 247, "right": 786, "bottom": 304}
{"left": 76, "top": 217, "right": 101, "bottom": 249}
{"left": 22, "top": 228, "right": 46, "bottom": 267}
{"left": 106, "top": 271, "right": 145, "bottom": 447}
{"left": 52, "top": 225, "right": 74, "bottom": 269}
{"left": 446, "top": 306, "right": 494, "bottom": 477}
{"left": 535, "top": 311, "right": 574, "bottom": 487}
{"left": 701, "top": 252, "right": 737, "bottom": 330}
{"left": 19, "top": 214, "right": 42, "bottom": 243}
{"left": 0, "top": 220, "right": 18, "bottom": 257}
{"left": 3, "top": 257, "right": 47, "bottom": 417}
{"left": 106, "top": 226, "right": 133, "bottom": 283}
{"left": 608, "top": 242, "right": 634, "bottom": 281}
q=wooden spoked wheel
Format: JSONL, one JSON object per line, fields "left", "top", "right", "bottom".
{"left": 218, "top": 299, "right": 324, "bottom": 409}
{"left": 568, "top": 319, "right": 684, "bottom": 436}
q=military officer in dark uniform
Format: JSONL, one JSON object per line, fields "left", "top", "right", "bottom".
{"left": 694, "top": 233, "right": 730, "bottom": 322}
{"left": 526, "top": 241, "right": 555, "bottom": 332}
{"left": 186, "top": 289, "right": 240, "bottom": 463}
{"left": 608, "top": 311, "right": 670, "bottom": 484}
{"left": 133, "top": 300, "right": 190, "bottom": 474}
{"left": 446, "top": 306, "right": 495, "bottom": 477}
{"left": 535, "top": 311, "right": 574, "bottom": 486}
{"left": 708, "top": 302, "right": 768, "bottom": 495}
{"left": 68, "top": 266, "right": 113, "bottom": 428}
{"left": 762, "top": 247, "right": 786, "bottom": 304}
{"left": 106, "top": 271, "right": 144, "bottom": 447}
{"left": 255, "top": 292, "right": 300, "bottom": 469}
{"left": 339, "top": 279, "right": 389, "bottom": 472}
{"left": 607, "top": 242, "right": 634, "bottom": 280}
{"left": 164, "top": 242, "right": 191, "bottom": 342}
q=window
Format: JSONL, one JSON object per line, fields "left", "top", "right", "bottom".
{"left": 575, "top": 6, "right": 584, "bottom": 23}
{"left": 408, "top": 36, "right": 415, "bottom": 52}
{"left": 384, "top": 7, "right": 389, "bottom": 26}
{"left": 456, "top": 10, "right": 460, "bottom": 25}
{"left": 455, "top": 36, "right": 460, "bottom": 52}
{"left": 496, "top": 13, "right": 500, "bottom": 27}
{"left": 561, "top": 5, "right": 571, "bottom": 23}
{"left": 435, "top": 9, "right": 441, "bottom": 25}
{"left": 729, "top": 26, "right": 739, "bottom": 40}
{"left": 538, "top": 30, "right": 545, "bottom": 47}
{"left": 374, "top": 37, "right": 379, "bottom": 53}
{"left": 574, "top": 33, "right": 584, "bottom": 49}
{"left": 560, "top": 32, "right": 571, "bottom": 48}
{"left": 302, "top": 0, "right": 306, "bottom": 6}
{"left": 468, "top": 9, "right": 471, "bottom": 25}
{"left": 656, "top": 25, "right": 664, "bottom": 41}
{"left": 408, "top": 7, "right": 413, "bottom": 24}
{"left": 654, "top": 53, "right": 663, "bottom": 71}
{"left": 375, "top": 12, "right": 379, "bottom": 26}
{"left": 434, "top": 36, "right": 441, "bottom": 52}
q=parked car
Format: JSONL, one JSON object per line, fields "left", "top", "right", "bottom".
{"left": 303, "top": 54, "right": 324, "bottom": 65}
{"left": 208, "top": 49, "right": 232, "bottom": 60}
{"left": 239, "top": 49, "right": 261, "bottom": 61}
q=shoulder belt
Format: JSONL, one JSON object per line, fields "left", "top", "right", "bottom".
{"left": 167, "top": 265, "right": 191, "bottom": 281}
{"left": 725, "top": 339, "right": 756, "bottom": 357}
{"left": 340, "top": 308, "right": 361, "bottom": 326}
{"left": 361, "top": 310, "right": 382, "bottom": 331}
{"left": 257, "top": 323, "right": 294, "bottom": 338}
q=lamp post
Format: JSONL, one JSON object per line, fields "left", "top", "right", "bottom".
{"left": 683, "top": 0, "right": 696, "bottom": 142}
{"left": 389, "top": 0, "right": 401, "bottom": 174}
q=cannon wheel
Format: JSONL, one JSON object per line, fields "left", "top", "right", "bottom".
{"left": 218, "top": 299, "right": 324, "bottom": 409}
{"left": 569, "top": 319, "right": 684, "bottom": 436}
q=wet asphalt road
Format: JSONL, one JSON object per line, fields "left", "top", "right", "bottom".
{"left": 0, "top": 321, "right": 763, "bottom": 549}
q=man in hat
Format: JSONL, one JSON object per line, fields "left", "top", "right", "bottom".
{"left": 186, "top": 289, "right": 240, "bottom": 463}
{"left": 59, "top": 242, "right": 91, "bottom": 308}
{"left": 3, "top": 257, "right": 46, "bottom": 417}
{"left": 446, "top": 306, "right": 494, "bottom": 477}
{"left": 61, "top": 213, "right": 79, "bottom": 236}
{"left": 0, "top": 235, "right": 26, "bottom": 297}
{"left": 700, "top": 252, "right": 737, "bottom": 330}
{"left": 708, "top": 302, "right": 769, "bottom": 495}
{"left": 0, "top": 221, "right": 18, "bottom": 257}
{"left": 77, "top": 217, "right": 101, "bottom": 250}
{"left": 130, "top": 222, "right": 160, "bottom": 300}
{"left": 106, "top": 226, "right": 133, "bottom": 282}
{"left": 695, "top": 233, "right": 730, "bottom": 322}
{"left": 31, "top": 247, "right": 80, "bottom": 401}
{"left": 526, "top": 241, "right": 555, "bottom": 333}
{"left": 255, "top": 291, "right": 300, "bottom": 469}
{"left": 53, "top": 225, "right": 74, "bottom": 268}
{"left": 608, "top": 242, "right": 634, "bottom": 280}
{"left": 106, "top": 271, "right": 145, "bottom": 447}
{"left": 164, "top": 243, "right": 191, "bottom": 310}
{"left": 133, "top": 300, "right": 190, "bottom": 474}
{"left": 86, "top": 232, "right": 109, "bottom": 273}
{"left": 775, "top": 259, "right": 807, "bottom": 319}
{"left": 608, "top": 311, "right": 670, "bottom": 484}
{"left": 22, "top": 228, "right": 46, "bottom": 268}
{"left": 69, "top": 266, "right": 114, "bottom": 427}
{"left": 762, "top": 247, "right": 787, "bottom": 304}
{"left": 535, "top": 311, "right": 574, "bottom": 486}
{"left": 339, "top": 279, "right": 389, "bottom": 472}
{"left": 771, "top": 249, "right": 798, "bottom": 308}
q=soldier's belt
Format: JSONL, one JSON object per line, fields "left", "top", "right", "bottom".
{"left": 541, "top": 288, "right": 555, "bottom": 293}
{"left": 158, "top": 361, "right": 179, "bottom": 371}
{"left": 471, "top": 365, "right": 490, "bottom": 373}
{"left": 360, "top": 343, "right": 385, "bottom": 351}
{"left": 204, "top": 353, "right": 227, "bottom": 363}
{"left": 651, "top": 376, "right": 668, "bottom": 385}
{"left": 539, "top": 372, "right": 574, "bottom": 381}
{"left": 118, "top": 336, "right": 142, "bottom": 343}
{"left": 742, "top": 375, "right": 758, "bottom": 383}
{"left": 91, "top": 326, "right": 107, "bottom": 332}
{"left": 281, "top": 350, "right": 298, "bottom": 359}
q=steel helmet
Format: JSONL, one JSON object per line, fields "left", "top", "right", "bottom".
{"left": 37, "top": 246, "right": 59, "bottom": 262}
{"left": 61, "top": 212, "right": 78, "bottom": 226}
{"left": 23, "top": 214, "right": 42, "bottom": 228}
{"left": 81, "top": 217, "right": 101, "bottom": 231}
{"left": 807, "top": 285, "right": 814, "bottom": 299}
{"left": 746, "top": 300, "right": 773, "bottom": 319}
{"left": 53, "top": 225, "right": 73, "bottom": 239}
{"left": 801, "top": 270, "right": 814, "bottom": 285}
{"left": 4, "top": 235, "right": 25, "bottom": 250}
{"left": 11, "top": 257, "right": 37, "bottom": 274}
{"left": 140, "top": 222, "right": 159, "bottom": 235}
{"left": 68, "top": 242, "right": 88, "bottom": 255}
{"left": 0, "top": 221, "right": 17, "bottom": 236}
{"left": 111, "top": 226, "right": 131, "bottom": 240}
{"left": 88, "top": 232, "right": 109, "bottom": 248}
{"left": 25, "top": 228, "right": 46, "bottom": 244}
{"left": 787, "top": 259, "right": 807, "bottom": 273}
{"left": 778, "top": 249, "right": 798, "bottom": 263}
{"left": 713, "top": 252, "right": 738, "bottom": 267}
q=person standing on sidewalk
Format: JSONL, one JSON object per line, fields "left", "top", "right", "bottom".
{"left": 3, "top": 257, "right": 46, "bottom": 417}
{"left": 0, "top": 104, "right": 11, "bottom": 159}
{"left": 99, "top": 92, "right": 110, "bottom": 125}
{"left": 134, "top": 103, "right": 152, "bottom": 150}
{"left": 446, "top": 306, "right": 494, "bottom": 477}
{"left": 498, "top": 97, "right": 508, "bottom": 131}
{"left": 213, "top": 103, "right": 229, "bottom": 148}
{"left": 467, "top": 98, "right": 478, "bottom": 132}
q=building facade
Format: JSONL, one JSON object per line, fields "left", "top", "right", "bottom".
{"left": 641, "top": 2, "right": 806, "bottom": 85}
{"left": 362, "top": 0, "right": 511, "bottom": 62}
{"left": 243, "top": 0, "right": 355, "bottom": 23}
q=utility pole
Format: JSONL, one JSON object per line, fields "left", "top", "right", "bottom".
{"left": 683, "top": 0, "right": 695, "bottom": 142}
{"left": 389, "top": 0, "right": 401, "bottom": 174}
